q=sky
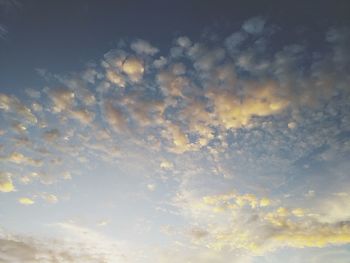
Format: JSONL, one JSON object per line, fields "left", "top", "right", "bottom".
{"left": 0, "top": 0, "right": 350, "bottom": 262}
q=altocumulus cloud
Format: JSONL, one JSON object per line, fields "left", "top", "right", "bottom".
{"left": 0, "top": 16, "right": 350, "bottom": 263}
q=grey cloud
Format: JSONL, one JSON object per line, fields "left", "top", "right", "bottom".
{"left": 242, "top": 16, "right": 266, "bottom": 34}
{"left": 0, "top": 24, "right": 7, "bottom": 39}
{"left": 225, "top": 32, "right": 247, "bottom": 53}
{"left": 0, "top": 235, "right": 113, "bottom": 263}
{"left": 131, "top": 39, "right": 159, "bottom": 55}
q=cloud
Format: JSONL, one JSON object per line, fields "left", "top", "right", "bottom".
{"left": 0, "top": 224, "right": 133, "bottom": 263}
{"left": 162, "top": 122, "right": 192, "bottom": 153}
{"left": 0, "top": 0, "right": 21, "bottom": 39}
{"left": 103, "top": 50, "right": 145, "bottom": 83}
{"left": 58, "top": 75, "right": 97, "bottom": 106}
{"left": 5, "top": 152, "right": 42, "bottom": 167}
{"left": 43, "top": 128, "right": 60, "bottom": 141}
{"left": 106, "top": 69, "right": 126, "bottom": 87}
{"left": 313, "top": 194, "right": 350, "bottom": 224}
{"left": 104, "top": 101, "right": 128, "bottom": 132}
{"left": 0, "top": 0, "right": 21, "bottom": 8}
{"left": 153, "top": 56, "right": 167, "bottom": 68}
{"left": 47, "top": 86, "right": 96, "bottom": 125}
{"left": 0, "top": 93, "right": 37, "bottom": 124}
{"left": 147, "top": 183, "right": 156, "bottom": 192}
{"left": 52, "top": 222, "right": 135, "bottom": 261}
{"left": 69, "top": 108, "right": 95, "bottom": 125}
{"left": 16, "top": 22, "right": 343, "bottom": 157}
{"left": 0, "top": 24, "right": 7, "bottom": 39}
{"left": 189, "top": 45, "right": 226, "bottom": 71}
{"left": 131, "top": 39, "right": 159, "bottom": 55}
{"left": 40, "top": 193, "right": 58, "bottom": 204}
{"left": 0, "top": 19, "right": 349, "bottom": 262}
{"left": 0, "top": 172, "right": 15, "bottom": 192}
{"left": 18, "top": 197, "right": 35, "bottom": 205}
{"left": 25, "top": 88, "right": 41, "bottom": 99}
{"left": 122, "top": 56, "right": 144, "bottom": 82}
{"left": 156, "top": 70, "right": 189, "bottom": 98}
{"left": 225, "top": 32, "right": 247, "bottom": 53}
{"left": 207, "top": 81, "right": 289, "bottom": 130}
{"left": 242, "top": 16, "right": 266, "bottom": 34}
{"left": 174, "top": 189, "right": 350, "bottom": 254}
{"left": 0, "top": 238, "right": 38, "bottom": 263}
{"left": 188, "top": 227, "right": 209, "bottom": 240}
{"left": 48, "top": 88, "right": 75, "bottom": 113}
{"left": 160, "top": 160, "right": 174, "bottom": 169}
{"left": 176, "top": 36, "right": 192, "bottom": 48}
{"left": 156, "top": 242, "right": 253, "bottom": 263}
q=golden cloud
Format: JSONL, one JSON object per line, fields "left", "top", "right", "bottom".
{"left": 122, "top": 57, "right": 144, "bottom": 82}
{"left": 49, "top": 88, "right": 75, "bottom": 113}
{"left": 106, "top": 69, "right": 126, "bottom": 87}
{"left": 207, "top": 81, "right": 289, "bottom": 130}
{"left": 0, "top": 172, "right": 15, "bottom": 192}
{"left": 178, "top": 190, "right": 350, "bottom": 254}
{"left": 18, "top": 197, "right": 35, "bottom": 205}
{"left": 0, "top": 93, "right": 37, "bottom": 124}
{"left": 6, "top": 152, "right": 42, "bottom": 167}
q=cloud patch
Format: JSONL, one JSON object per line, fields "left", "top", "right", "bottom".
{"left": 242, "top": 16, "right": 266, "bottom": 34}
{"left": 0, "top": 172, "right": 15, "bottom": 192}
{"left": 131, "top": 39, "right": 159, "bottom": 55}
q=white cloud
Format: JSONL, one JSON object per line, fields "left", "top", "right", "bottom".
{"left": 131, "top": 39, "right": 159, "bottom": 55}
{"left": 176, "top": 36, "right": 192, "bottom": 48}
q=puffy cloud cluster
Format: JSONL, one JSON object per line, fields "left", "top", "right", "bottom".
{"left": 96, "top": 21, "right": 349, "bottom": 154}
{"left": 0, "top": 93, "right": 37, "bottom": 125}
{"left": 103, "top": 50, "right": 145, "bottom": 84}
{"left": 48, "top": 87, "right": 95, "bottom": 125}
{"left": 0, "top": 16, "right": 349, "bottom": 263}
{"left": 1, "top": 19, "right": 348, "bottom": 161}
{"left": 5, "top": 152, "right": 42, "bottom": 167}
{"left": 131, "top": 39, "right": 159, "bottom": 56}
{"left": 206, "top": 81, "right": 289, "bottom": 130}
{"left": 174, "top": 190, "right": 350, "bottom": 254}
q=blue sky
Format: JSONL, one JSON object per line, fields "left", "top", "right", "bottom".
{"left": 1, "top": 1, "right": 350, "bottom": 262}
